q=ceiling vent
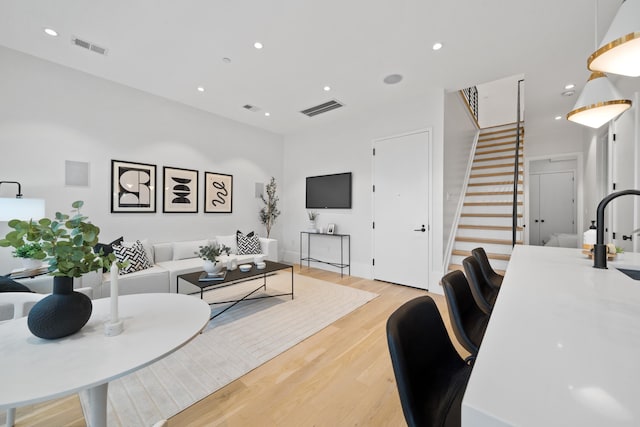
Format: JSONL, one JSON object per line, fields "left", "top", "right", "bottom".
{"left": 243, "top": 104, "right": 261, "bottom": 112}
{"left": 300, "top": 99, "right": 344, "bottom": 117}
{"left": 71, "top": 37, "right": 108, "bottom": 55}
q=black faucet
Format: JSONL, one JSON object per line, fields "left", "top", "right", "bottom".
{"left": 594, "top": 189, "right": 640, "bottom": 269}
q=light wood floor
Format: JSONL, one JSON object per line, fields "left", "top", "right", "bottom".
{"left": 13, "top": 265, "right": 468, "bottom": 427}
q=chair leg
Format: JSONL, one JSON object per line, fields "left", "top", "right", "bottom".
{"left": 6, "top": 408, "right": 15, "bottom": 427}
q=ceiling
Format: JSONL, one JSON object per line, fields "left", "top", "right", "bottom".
{"left": 0, "top": 0, "right": 624, "bottom": 135}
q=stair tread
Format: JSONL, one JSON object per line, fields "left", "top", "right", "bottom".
{"left": 455, "top": 236, "right": 523, "bottom": 245}
{"left": 461, "top": 213, "right": 523, "bottom": 218}
{"left": 451, "top": 249, "right": 511, "bottom": 261}
{"left": 464, "top": 201, "right": 523, "bottom": 206}
{"left": 467, "top": 180, "right": 523, "bottom": 187}
{"left": 472, "top": 162, "right": 523, "bottom": 170}
{"left": 471, "top": 171, "right": 523, "bottom": 178}
{"left": 466, "top": 191, "right": 523, "bottom": 196}
{"left": 479, "top": 126, "right": 524, "bottom": 137}
{"left": 458, "top": 224, "right": 523, "bottom": 231}
{"left": 474, "top": 154, "right": 524, "bottom": 163}
{"left": 476, "top": 147, "right": 524, "bottom": 156}
{"left": 477, "top": 135, "right": 524, "bottom": 145}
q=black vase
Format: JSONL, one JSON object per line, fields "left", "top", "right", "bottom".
{"left": 27, "top": 276, "right": 93, "bottom": 339}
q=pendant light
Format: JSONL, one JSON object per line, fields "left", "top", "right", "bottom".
{"left": 588, "top": 0, "right": 640, "bottom": 77}
{"left": 566, "top": 72, "right": 631, "bottom": 128}
{"left": 567, "top": 0, "right": 632, "bottom": 128}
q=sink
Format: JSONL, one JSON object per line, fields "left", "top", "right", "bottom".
{"left": 616, "top": 268, "right": 640, "bottom": 281}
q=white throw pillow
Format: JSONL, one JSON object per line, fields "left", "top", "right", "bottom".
{"left": 173, "top": 240, "right": 209, "bottom": 261}
{"left": 215, "top": 235, "right": 237, "bottom": 254}
{"left": 113, "top": 240, "right": 152, "bottom": 274}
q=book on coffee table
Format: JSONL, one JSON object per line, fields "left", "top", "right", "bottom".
{"left": 198, "top": 270, "right": 227, "bottom": 282}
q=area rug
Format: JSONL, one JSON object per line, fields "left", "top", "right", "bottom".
{"left": 80, "top": 272, "right": 378, "bottom": 426}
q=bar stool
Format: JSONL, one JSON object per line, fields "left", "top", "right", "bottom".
{"left": 462, "top": 256, "right": 498, "bottom": 315}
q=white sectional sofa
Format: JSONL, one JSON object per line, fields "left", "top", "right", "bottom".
{"left": 17, "top": 236, "right": 278, "bottom": 299}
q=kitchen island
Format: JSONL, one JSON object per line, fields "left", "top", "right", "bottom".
{"left": 462, "top": 245, "right": 640, "bottom": 426}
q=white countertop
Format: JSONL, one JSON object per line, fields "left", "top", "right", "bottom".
{"left": 462, "top": 245, "right": 640, "bottom": 427}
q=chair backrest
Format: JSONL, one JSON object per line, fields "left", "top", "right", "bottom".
{"left": 387, "top": 296, "right": 470, "bottom": 427}
{"left": 0, "top": 292, "right": 45, "bottom": 321}
{"left": 441, "top": 270, "right": 488, "bottom": 356}
{"left": 462, "top": 256, "right": 495, "bottom": 315}
{"left": 471, "top": 247, "right": 503, "bottom": 289}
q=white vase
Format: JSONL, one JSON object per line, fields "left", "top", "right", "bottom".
{"left": 21, "top": 258, "right": 42, "bottom": 270}
{"left": 308, "top": 220, "right": 317, "bottom": 232}
{"left": 203, "top": 260, "right": 222, "bottom": 275}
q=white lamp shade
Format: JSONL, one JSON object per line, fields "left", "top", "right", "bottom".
{"left": 566, "top": 72, "right": 632, "bottom": 128}
{"left": 0, "top": 198, "right": 45, "bottom": 221}
{"left": 588, "top": 0, "right": 640, "bottom": 77}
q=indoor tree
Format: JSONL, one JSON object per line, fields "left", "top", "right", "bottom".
{"left": 259, "top": 177, "right": 280, "bottom": 238}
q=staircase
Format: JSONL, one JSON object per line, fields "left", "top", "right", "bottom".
{"left": 448, "top": 123, "right": 525, "bottom": 274}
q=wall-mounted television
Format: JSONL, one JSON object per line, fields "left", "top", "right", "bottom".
{"left": 306, "top": 172, "right": 352, "bottom": 209}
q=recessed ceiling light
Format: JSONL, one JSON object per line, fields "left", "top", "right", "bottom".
{"left": 432, "top": 42, "right": 443, "bottom": 50}
{"left": 555, "top": 115, "right": 563, "bottom": 120}
{"left": 564, "top": 83, "right": 575, "bottom": 90}
{"left": 323, "top": 86, "right": 331, "bottom": 91}
{"left": 561, "top": 90, "right": 575, "bottom": 97}
{"left": 197, "top": 86, "right": 205, "bottom": 92}
{"left": 222, "top": 57, "right": 231, "bottom": 63}
{"left": 264, "top": 112, "right": 270, "bottom": 117}
{"left": 43, "top": 28, "right": 58, "bottom": 37}
{"left": 254, "top": 42, "right": 263, "bottom": 49}
{"left": 383, "top": 74, "right": 403, "bottom": 85}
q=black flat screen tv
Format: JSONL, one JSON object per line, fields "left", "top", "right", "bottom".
{"left": 306, "top": 172, "right": 352, "bottom": 209}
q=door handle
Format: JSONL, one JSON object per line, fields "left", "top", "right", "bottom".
{"left": 623, "top": 234, "right": 633, "bottom": 241}
{"left": 534, "top": 219, "right": 539, "bottom": 223}
{"left": 413, "top": 225, "right": 426, "bottom": 232}
{"left": 540, "top": 219, "right": 545, "bottom": 223}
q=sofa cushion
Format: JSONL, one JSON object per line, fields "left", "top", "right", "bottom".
{"left": 121, "top": 238, "right": 154, "bottom": 265}
{"left": 215, "top": 235, "right": 237, "bottom": 254}
{"left": 0, "top": 276, "right": 33, "bottom": 293}
{"left": 237, "top": 230, "right": 261, "bottom": 255}
{"left": 113, "top": 240, "right": 152, "bottom": 274}
{"left": 173, "top": 240, "right": 209, "bottom": 261}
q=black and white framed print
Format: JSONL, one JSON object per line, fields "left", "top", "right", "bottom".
{"left": 163, "top": 166, "right": 198, "bottom": 213}
{"left": 204, "top": 172, "right": 233, "bottom": 213}
{"left": 111, "top": 160, "right": 157, "bottom": 213}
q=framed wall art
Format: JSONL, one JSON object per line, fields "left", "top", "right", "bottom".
{"left": 204, "top": 172, "right": 233, "bottom": 213}
{"left": 163, "top": 166, "right": 198, "bottom": 213}
{"left": 111, "top": 160, "right": 157, "bottom": 213}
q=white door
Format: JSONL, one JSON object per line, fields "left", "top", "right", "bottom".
{"left": 529, "top": 171, "right": 575, "bottom": 245}
{"left": 373, "top": 130, "right": 430, "bottom": 289}
{"left": 611, "top": 111, "right": 636, "bottom": 253}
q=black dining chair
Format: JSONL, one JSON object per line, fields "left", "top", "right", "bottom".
{"left": 462, "top": 256, "right": 498, "bottom": 315}
{"left": 387, "top": 296, "right": 473, "bottom": 427}
{"left": 472, "top": 247, "right": 504, "bottom": 290}
{"left": 441, "top": 270, "right": 489, "bottom": 357}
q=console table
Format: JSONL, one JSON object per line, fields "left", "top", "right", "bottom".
{"left": 299, "top": 231, "right": 350, "bottom": 277}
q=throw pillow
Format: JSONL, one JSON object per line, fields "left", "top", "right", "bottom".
{"left": 122, "top": 238, "right": 155, "bottom": 265}
{"left": 93, "top": 236, "right": 124, "bottom": 256}
{"left": 112, "top": 240, "right": 151, "bottom": 274}
{"left": 0, "top": 276, "right": 33, "bottom": 293}
{"left": 94, "top": 236, "right": 124, "bottom": 271}
{"left": 237, "top": 231, "right": 262, "bottom": 255}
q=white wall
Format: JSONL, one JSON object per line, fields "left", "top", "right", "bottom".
{"left": 0, "top": 46, "right": 283, "bottom": 271}
{"left": 443, "top": 91, "right": 477, "bottom": 256}
{"left": 281, "top": 91, "right": 445, "bottom": 290}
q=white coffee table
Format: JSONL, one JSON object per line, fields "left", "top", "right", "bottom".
{"left": 0, "top": 293, "right": 210, "bottom": 427}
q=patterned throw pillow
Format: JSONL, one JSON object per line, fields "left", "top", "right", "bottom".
{"left": 112, "top": 240, "right": 151, "bottom": 274}
{"left": 236, "top": 231, "right": 262, "bottom": 255}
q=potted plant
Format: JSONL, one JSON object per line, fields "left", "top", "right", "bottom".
{"left": 196, "top": 242, "right": 230, "bottom": 274}
{"left": 259, "top": 177, "right": 280, "bottom": 238}
{"left": 307, "top": 210, "right": 319, "bottom": 231}
{"left": 12, "top": 241, "right": 46, "bottom": 270}
{"left": 0, "top": 200, "right": 115, "bottom": 339}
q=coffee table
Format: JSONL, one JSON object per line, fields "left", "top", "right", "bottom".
{"left": 177, "top": 261, "right": 294, "bottom": 319}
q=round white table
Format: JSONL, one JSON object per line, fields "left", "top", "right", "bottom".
{"left": 0, "top": 293, "right": 210, "bottom": 427}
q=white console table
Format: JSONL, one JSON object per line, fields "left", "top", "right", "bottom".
{"left": 299, "top": 231, "right": 351, "bottom": 277}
